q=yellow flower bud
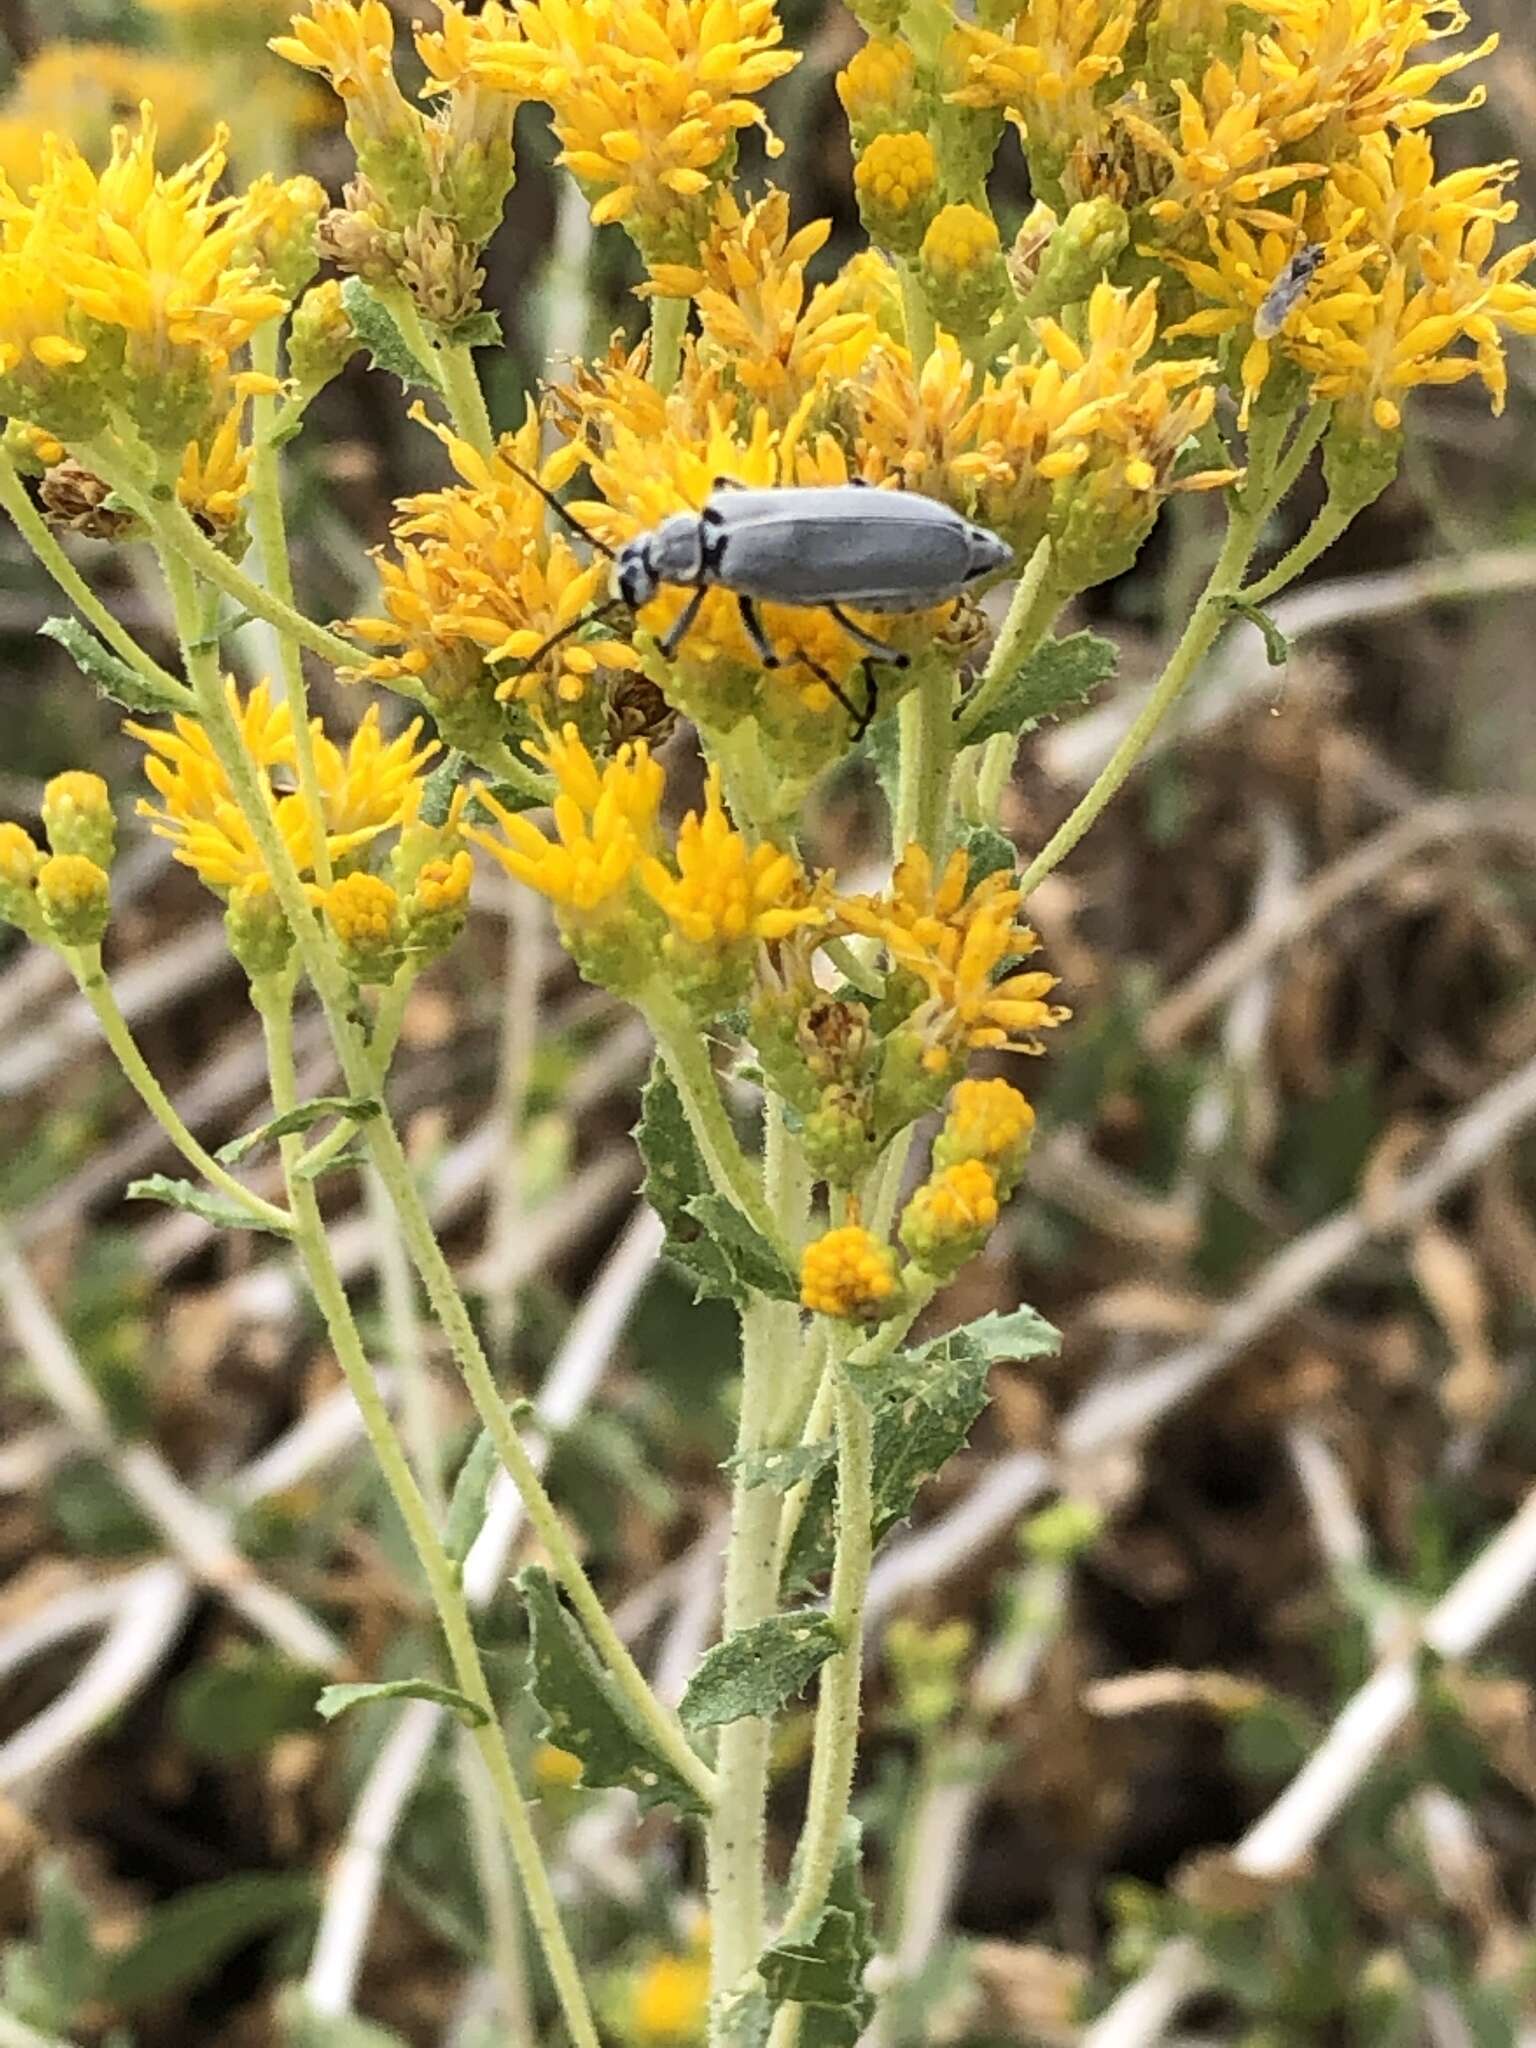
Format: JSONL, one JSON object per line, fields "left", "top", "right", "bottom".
{"left": 933, "top": 1076, "right": 1035, "bottom": 1195}
{"left": 36, "top": 852, "right": 111, "bottom": 946}
{"left": 919, "top": 202, "right": 1006, "bottom": 338}
{"left": 321, "top": 871, "right": 404, "bottom": 983}
{"left": 42, "top": 771, "right": 116, "bottom": 868}
{"left": 403, "top": 848, "right": 473, "bottom": 957}
{"left": 532, "top": 1742, "right": 585, "bottom": 1793}
{"left": 853, "top": 131, "right": 939, "bottom": 255}
{"left": 288, "top": 279, "right": 359, "bottom": 398}
{"left": 630, "top": 1951, "right": 711, "bottom": 2043}
{"left": 899, "top": 1159, "right": 999, "bottom": 1277}
{"left": 800, "top": 1223, "right": 900, "bottom": 1321}
{"left": 0, "top": 821, "right": 45, "bottom": 934}
{"left": 836, "top": 37, "right": 917, "bottom": 144}
{"left": 225, "top": 876, "right": 295, "bottom": 981}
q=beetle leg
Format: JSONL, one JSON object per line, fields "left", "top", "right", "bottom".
{"left": 710, "top": 475, "right": 747, "bottom": 492}
{"left": 854, "top": 663, "right": 879, "bottom": 742}
{"left": 659, "top": 584, "right": 709, "bottom": 659}
{"left": 824, "top": 602, "right": 911, "bottom": 669}
{"left": 738, "top": 595, "right": 868, "bottom": 734}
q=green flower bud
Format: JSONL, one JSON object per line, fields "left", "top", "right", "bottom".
{"left": 36, "top": 853, "right": 111, "bottom": 945}
{"left": 41, "top": 772, "right": 116, "bottom": 868}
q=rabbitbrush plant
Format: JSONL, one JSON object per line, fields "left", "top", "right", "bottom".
{"left": 1, "top": 0, "right": 1532, "bottom": 2040}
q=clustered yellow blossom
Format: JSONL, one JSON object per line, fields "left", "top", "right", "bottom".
{"left": 0, "top": 111, "right": 318, "bottom": 450}
{"left": 465, "top": 0, "right": 798, "bottom": 260}
{"left": 800, "top": 1222, "right": 899, "bottom": 1321}
{"left": 0, "top": 770, "right": 124, "bottom": 949}
{"left": 467, "top": 728, "right": 815, "bottom": 1001}
{"left": 933, "top": 1076, "right": 1036, "bottom": 1186}
{"left": 900, "top": 1158, "right": 1001, "bottom": 1276}
{"left": 345, "top": 409, "right": 635, "bottom": 754}
{"left": 836, "top": 845, "right": 1068, "bottom": 1074}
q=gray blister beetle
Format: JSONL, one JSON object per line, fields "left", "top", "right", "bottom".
{"left": 502, "top": 469, "right": 1014, "bottom": 735}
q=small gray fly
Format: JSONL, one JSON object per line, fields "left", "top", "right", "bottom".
{"left": 1254, "top": 243, "right": 1326, "bottom": 342}
{"left": 502, "top": 471, "right": 1013, "bottom": 735}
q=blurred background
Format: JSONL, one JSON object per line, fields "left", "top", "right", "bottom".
{"left": 2, "top": 2, "right": 1536, "bottom": 2044}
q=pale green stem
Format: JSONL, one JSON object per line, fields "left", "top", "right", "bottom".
{"left": 148, "top": 492, "right": 361, "bottom": 672}
{"left": 1014, "top": 502, "right": 1267, "bottom": 900}
{"left": 646, "top": 986, "right": 786, "bottom": 1251}
{"left": 649, "top": 294, "right": 689, "bottom": 395}
{"left": 709, "top": 1113, "right": 812, "bottom": 2034}
{"left": 972, "top": 731, "right": 1015, "bottom": 825}
{"left": 709, "top": 1296, "right": 794, "bottom": 2023}
{"left": 866, "top": 1128, "right": 916, "bottom": 1244}
{"left": 250, "top": 321, "right": 332, "bottom": 889}
{"left": 0, "top": 448, "right": 194, "bottom": 713}
{"left": 253, "top": 978, "right": 599, "bottom": 2048}
{"left": 485, "top": 882, "right": 540, "bottom": 1363}
{"left": 294, "top": 966, "right": 418, "bottom": 1180}
{"left": 952, "top": 536, "right": 1059, "bottom": 748}
{"left": 897, "top": 262, "right": 936, "bottom": 365}
{"left": 67, "top": 945, "right": 293, "bottom": 1234}
{"left": 156, "top": 537, "right": 717, "bottom": 1814}
{"left": 894, "top": 665, "right": 955, "bottom": 865}
{"left": 438, "top": 341, "right": 497, "bottom": 459}
{"left": 1243, "top": 493, "right": 1359, "bottom": 607}
{"left": 770, "top": 1363, "right": 835, "bottom": 1589}
{"left": 774, "top": 1368, "right": 875, "bottom": 1950}
{"left": 1264, "top": 401, "right": 1331, "bottom": 513}
{"left": 457, "top": 1726, "right": 537, "bottom": 2044}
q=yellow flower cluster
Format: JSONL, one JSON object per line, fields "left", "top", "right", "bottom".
{"left": 800, "top": 1222, "right": 899, "bottom": 1321}
{"left": 933, "top": 1076, "right": 1036, "bottom": 1185}
{"left": 466, "top": 0, "right": 798, "bottom": 259}
{"left": 0, "top": 770, "right": 122, "bottom": 949}
{"left": 900, "top": 1158, "right": 1000, "bottom": 1275}
{"left": 0, "top": 111, "right": 317, "bottom": 451}
{"left": 467, "top": 728, "right": 814, "bottom": 1001}
{"left": 835, "top": 844, "right": 1068, "bottom": 1075}
{"left": 345, "top": 410, "right": 635, "bottom": 743}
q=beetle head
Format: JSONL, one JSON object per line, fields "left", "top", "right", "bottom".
{"left": 961, "top": 521, "right": 1013, "bottom": 581}
{"left": 616, "top": 514, "right": 705, "bottom": 608}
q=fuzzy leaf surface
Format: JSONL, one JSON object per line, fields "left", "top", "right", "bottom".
{"left": 679, "top": 1612, "right": 841, "bottom": 1730}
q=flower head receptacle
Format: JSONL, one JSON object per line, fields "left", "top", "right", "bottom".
{"left": 801, "top": 1222, "right": 901, "bottom": 1322}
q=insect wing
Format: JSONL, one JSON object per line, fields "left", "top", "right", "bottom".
{"left": 703, "top": 486, "right": 976, "bottom": 609}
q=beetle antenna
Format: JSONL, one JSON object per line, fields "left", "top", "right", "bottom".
{"left": 503, "top": 598, "right": 628, "bottom": 679}
{"left": 498, "top": 457, "right": 619, "bottom": 561}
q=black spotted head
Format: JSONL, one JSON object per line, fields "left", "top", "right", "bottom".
{"left": 961, "top": 519, "right": 1013, "bottom": 582}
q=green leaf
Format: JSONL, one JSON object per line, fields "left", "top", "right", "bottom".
{"left": 279, "top": 1993, "right": 413, "bottom": 2048}
{"left": 684, "top": 1192, "right": 798, "bottom": 1303}
{"left": 40, "top": 615, "right": 185, "bottom": 716}
{"left": 635, "top": 1062, "right": 737, "bottom": 1302}
{"left": 787, "top": 1305, "right": 1059, "bottom": 1584}
{"left": 421, "top": 749, "right": 466, "bottom": 827}
{"left": 125, "top": 1174, "right": 290, "bottom": 1235}
{"left": 963, "top": 824, "right": 1018, "bottom": 887}
{"left": 1222, "top": 594, "right": 1289, "bottom": 666}
{"left": 961, "top": 630, "right": 1118, "bottom": 746}
{"left": 445, "top": 1426, "right": 499, "bottom": 1564}
{"left": 217, "top": 1096, "right": 381, "bottom": 1164}
{"left": 716, "top": 1990, "right": 773, "bottom": 2048}
{"left": 477, "top": 776, "right": 545, "bottom": 817}
{"left": 173, "top": 1652, "right": 324, "bottom": 1760}
{"left": 759, "top": 1825, "right": 875, "bottom": 2048}
{"left": 341, "top": 277, "right": 443, "bottom": 393}
{"left": 293, "top": 1146, "right": 369, "bottom": 1183}
{"left": 728, "top": 1440, "right": 835, "bottom": 1491}
{"left": 519, "top": 1564, "right": 707, "bottom": 1816}
{"left": 316, "top": 1679, "right": 488, "bottom": 1728}
{"left": 100, "top": 1875, "right": 314, "bottom": 2009}
{"left": 37, "top": 1858, "right": 101, "bottom": 2017}
{"left": 445, "top": 309, "right": 503, "bottom": 348}
{"left": 679, "top": 1612, "right": 840, "bottom": 1731}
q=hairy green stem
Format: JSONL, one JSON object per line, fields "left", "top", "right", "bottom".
{"left": 953, "top": 535, "right": 1058, "bottom": 747}
{"left": 1243, "top": 493, "right": 1358, "bottom": 606}
{"left": 1014, "top": 501, "right": 1265, "bottom": 899}
{"left": 647, "top": 986, "right": 787, "bottom": 1251}
{"left": 894, "top": 664, "right": 954, "bottom": 863}
{"left": 1264, "top": 401, "right": 1331, "bottom": 513}
{"left": 250, "top": 322, "right": 333, "bottom": 888}
{"left": 649, "top": 294, "right": 689, "bottom": 395}
{"left": 254, "top": 977, "right": 598, "bottom": 2048}
{"left": 157, "top": 537, "right": 716, "bottom": 1814}
{"left": 898, "top": 261, "right": 936, "bottom": 364}
{"left": 0, "top": 448, "right": 194, "bottom": 712}
{"left": 150, "top": 494, "right": 361, "bottom": 671}
{"left": 68, "top": 946, "right": 292, "bottom": 1233}
{"left": 774, "top": 1367, "right": 874, "bottom": 1948}
{"left": 438, "top": 341, "right": 497, "bottom": 458}
{"left": 293, "top": 967, "right": 418, "bottom": 1180}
